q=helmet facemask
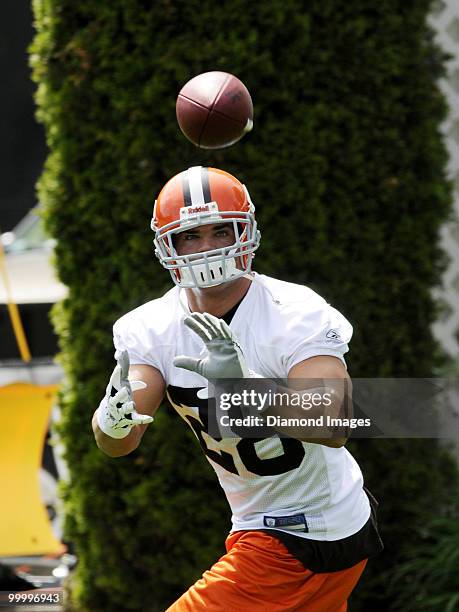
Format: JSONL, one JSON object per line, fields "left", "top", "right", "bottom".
{"left": 153, "top": 205, "right": 260, "bottom": 288}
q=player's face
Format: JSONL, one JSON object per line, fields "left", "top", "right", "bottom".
{"left": 174, "top": 223, "right": 236, "bottom": 256}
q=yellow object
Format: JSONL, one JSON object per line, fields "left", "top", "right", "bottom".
{"left": 0, "top": 383, "right": 63, "bottom": 555}
{"left": 0, "top": 239, "right": 31, "bottom": 362}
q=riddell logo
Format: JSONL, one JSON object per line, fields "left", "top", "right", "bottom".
{"left": 189, "top": 205, "right": 210, "bottom": 213}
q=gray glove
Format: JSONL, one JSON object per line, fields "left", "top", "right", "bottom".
{"left": 174, "top": 313, "right": 249, "bottom": 380}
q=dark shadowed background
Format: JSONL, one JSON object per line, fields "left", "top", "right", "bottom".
{"left": 0, "top": 0, "right": 46, "bottom": 231}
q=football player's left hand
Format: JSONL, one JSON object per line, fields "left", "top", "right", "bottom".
{"left": 173, "top": 312, "right": 249, "bottom": 380}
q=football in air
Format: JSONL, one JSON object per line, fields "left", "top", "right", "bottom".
{"left": 176, "top": 71, "right": 253, "bottom": 149}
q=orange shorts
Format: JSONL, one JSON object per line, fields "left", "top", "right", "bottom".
{"left": 166, "top": 530, "right": 367, "bottom": 612}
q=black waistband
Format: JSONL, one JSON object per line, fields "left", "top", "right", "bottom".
{"left": 259, "top": 487, "right": 384, "bottom": 573}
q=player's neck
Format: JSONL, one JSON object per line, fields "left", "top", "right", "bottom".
{"left": 184, "top": 276, "right": 252, "bottom": 317}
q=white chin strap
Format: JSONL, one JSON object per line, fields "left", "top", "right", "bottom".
{"left": 179, "top": 256, "right": 239, "bottom": 287}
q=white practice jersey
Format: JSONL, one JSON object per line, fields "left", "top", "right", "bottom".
{"left": 113, "top": 273, "right": 370, "bottom": 541}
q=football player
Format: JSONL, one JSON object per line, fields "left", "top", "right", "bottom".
{"left": 92, "top": 166, "right": 383, "bottom": 611}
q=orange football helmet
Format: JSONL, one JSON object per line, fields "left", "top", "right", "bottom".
{"left": 151, "top": 166, "right": 261, "bottom": 287}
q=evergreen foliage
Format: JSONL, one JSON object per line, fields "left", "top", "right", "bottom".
{"left": 31, "top": 0, "right": 457, "bottom": 610}
{"left": 386, "top": 487, "right": 459, "bottom": 612}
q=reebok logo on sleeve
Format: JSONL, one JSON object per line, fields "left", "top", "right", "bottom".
{"left": 325, "top": 329, "right": 342, "bottom": 343}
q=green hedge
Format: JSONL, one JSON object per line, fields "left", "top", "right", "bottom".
{"left": 31, "top": 0, "right": 457, "bottom": 610}
{"left": 386, "top": 486, "right": 459, "bottom": 612}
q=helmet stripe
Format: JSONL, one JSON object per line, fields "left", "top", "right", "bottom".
{"left": 188, "top": 166, "right": 206, "bottom": 206}
{"left": 188, "top": 166, "right": 205, "bottom": 206}
{"left": 182, "top": 166, "right": 212, "bottom": 207}
{"left": 201, "top": 166, "right": 211, "bottom": 203}
{"left": 181, "top": 172, "right": 192, "bottom": 207}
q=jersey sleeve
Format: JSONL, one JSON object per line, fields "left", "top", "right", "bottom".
{"left": 282, "top": 302, "right": 353, "bottom": 373}
{"left": 113, "top": 315, "right": 164, "bottom": 376}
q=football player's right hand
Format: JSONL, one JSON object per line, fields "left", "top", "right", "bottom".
{"left": 96, "top": 350, "right": 153, "bottom": 439}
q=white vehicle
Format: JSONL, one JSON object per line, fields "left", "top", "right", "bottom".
{"left": 0, "top": 208, "right": 67, "bottom": 362}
